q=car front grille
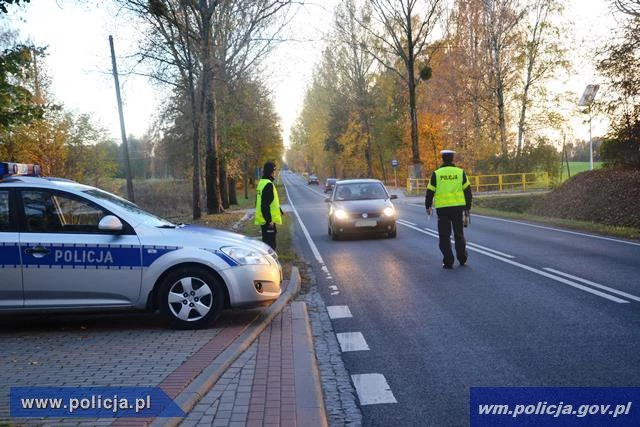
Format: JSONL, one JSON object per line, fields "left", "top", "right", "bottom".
{"left": 347, "top": 212, "right": 381, "bottom": 219}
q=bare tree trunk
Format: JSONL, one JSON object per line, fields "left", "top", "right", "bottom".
{"left": 408, "top": 67, "right": 423, "bottom": 178}
{"left": 229, "top": 176, "right": 238, "bottom": 205}
{"left": 220, "top": 161, "right": 229, "bottom": 209}
{"left": 243, "top": 159, "right": 249, "bottom": 199}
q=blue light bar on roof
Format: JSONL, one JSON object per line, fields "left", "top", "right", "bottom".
{"left": 0, "top": 162, "right": 41, "bottom": 178}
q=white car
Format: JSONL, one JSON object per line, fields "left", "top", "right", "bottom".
{"left": 0, "top": 162, "right": 282, "bottom": 329}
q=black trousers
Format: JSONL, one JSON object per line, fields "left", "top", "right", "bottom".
{"left": 261, "top": 224, "right": 277, "bottom": 251}
{"left": 436, "top": 207, "right": 467, "bottom": 266}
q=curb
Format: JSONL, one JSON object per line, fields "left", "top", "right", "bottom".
{"left": 292, "top": 301, "right": 328, "bottom": 427}
{"left": 151, "top": 266, "right": 301, "bottom": 427}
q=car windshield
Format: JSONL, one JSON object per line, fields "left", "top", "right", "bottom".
{"left": 327, "top": 179, "right": 337, "bottom": 185}
{"left": 334, "top": 182, "right": 388, "bottom": 201}
{"left": 83, "top": 188, "right": 176, "bottom": 228}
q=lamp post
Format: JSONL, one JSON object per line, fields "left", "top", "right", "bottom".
{"left": 578, "top": 84, "right": 599, "bottom": 171}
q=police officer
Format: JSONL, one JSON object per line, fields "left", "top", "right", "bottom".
{"left": 255, "top": 161, "right": 283, "bottom": 250}
{"left": 425, "top": 150, "right": 472, "bottom": 269}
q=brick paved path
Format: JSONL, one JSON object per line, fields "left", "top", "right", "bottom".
{"left": 180, "top": 303, "right": 323, "bottom": 427}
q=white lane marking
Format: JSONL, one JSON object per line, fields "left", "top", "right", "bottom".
{"left": 465, "top": 242, "right": 514, "bottom": 259}
{"left": 351, "top": 373, "right": 397, "bottom": 405}
{"left": 544, "top": 268, "right": 640, "bottom": 303}
{"left": 331, "top": 291, "right": 340, "bottom": 296}
{"left": 406, "top": 203, "right": 640, "bottom": 247}
{"left": 396, "top": 221, "right": 629, "bottom": 303}
{"left": 329, "top": 285, "right": 338, "bottom": 291}
{"left": 397, "top": 220, "right": 515, "bottom": 259}
{"left": 327, "top": 305, "right": 353, "bottom": 319}
{"left": 472, "top": 214, "right": 640, "bottom": 247}
{"left": 336, "top": 332, "right": 370, "bottom": 352}
{"left": 283, "top": 178, "right": 325, "bottom": 264}
{"left": 401, "top": 220, "right": 416, "bottom": 226}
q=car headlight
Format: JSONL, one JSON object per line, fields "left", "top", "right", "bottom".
{"left": 219, "top": 246, "right": 269, "bottom": 265}
{"left": 383, "top": 206, "right": 395, "bottom": 217}
{"left": 334, "top": 209, "right": 348, "bottom": 220}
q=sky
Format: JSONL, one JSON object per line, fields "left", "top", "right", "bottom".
{"left": 2, "top": 0, "right": 619, "bottom": 147}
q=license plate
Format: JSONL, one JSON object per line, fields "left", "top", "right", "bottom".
{"left": 355, "top": 219, "right": 377, "bottom": 227}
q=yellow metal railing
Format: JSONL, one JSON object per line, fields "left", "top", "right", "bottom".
{"left": 407, "top": 172, "right": 550, "bottom": 195}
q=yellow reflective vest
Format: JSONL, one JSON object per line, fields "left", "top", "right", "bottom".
{"left": 427, "top": 166, "right": 469, "bottom": 208}
{"left": 254, "top": 179, "right": 282, "bottom": 225}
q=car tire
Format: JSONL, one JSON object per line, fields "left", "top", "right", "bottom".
{"left": 388, "top": 227, "right": 397, "bottom": 238}
{"left": 158, "top": 266, "right": 225, "bottom": 330}
{"left": 331, "top": 225, "right": 340, "bottom": 240}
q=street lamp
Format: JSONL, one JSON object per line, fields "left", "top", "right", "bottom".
{"left": 578, "top": 84, "right": 600, "bottom": 171}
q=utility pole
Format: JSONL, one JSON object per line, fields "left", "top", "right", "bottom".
{"left": 109, "top": 35, "right": 135, "bottom": 202}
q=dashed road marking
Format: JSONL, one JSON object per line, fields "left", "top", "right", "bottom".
{"left": 336, "top": 332, "right": 370, "bottom": 352}
{"left": 327, "top": 305, "right": 353, "bottom": 319}
{"left": 351, "top": 373, "right": 397, "bottom": 405}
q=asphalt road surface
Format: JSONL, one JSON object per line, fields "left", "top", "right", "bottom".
{"left": 281, "top": 172, "right": 640, "bottom": 426}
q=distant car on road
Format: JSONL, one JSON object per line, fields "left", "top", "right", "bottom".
{"left": 308, "top": 174, "right": 319, "bottom": 185}
{"left": 325, "top": 179, "right": 398, "bottom": 240}
{"left": 0, "top": 162, "right": 282, "bottom": 329}
{"left": 324, "top": 178, "right": 337, "bottom": 193}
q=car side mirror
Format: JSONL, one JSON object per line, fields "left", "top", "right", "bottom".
{"left": 324, "top": 197, "right": 331, "bottom": 203}
{"left": 99, "top": 215, "right": 123, "bottom": 231}
{"left": 390, "top": 194, "right": 398, "bottom": 200}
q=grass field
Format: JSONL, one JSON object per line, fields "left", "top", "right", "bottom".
{"left": 558, "top": 161, "right": 603, "bottom": 179}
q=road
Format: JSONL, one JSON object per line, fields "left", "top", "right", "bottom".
{"left": 281, "top": 172, "right": 640, "bottom": 426}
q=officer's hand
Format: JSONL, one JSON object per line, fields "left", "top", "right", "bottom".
{"left": 427, "top": 207, "right": 432, "bottom": 216}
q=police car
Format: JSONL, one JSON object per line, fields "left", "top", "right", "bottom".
{"left": 0, "top": 162, "right": 282, "bottom": 329}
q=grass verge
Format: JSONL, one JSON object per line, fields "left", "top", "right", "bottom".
{"left": 472, "top": 206, "right": 640, "bottom": 240}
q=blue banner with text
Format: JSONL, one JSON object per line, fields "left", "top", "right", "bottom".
{"left": 10, "top": 386, "right": 185, "bottom": 418}
{"left": 471, "top": 387, "right": 640, "bottom": 426}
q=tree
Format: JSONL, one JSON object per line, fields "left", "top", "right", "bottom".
{"left": 333, "top": 0, "right": 377, "bottom": 177}
{"left": 0, "top": 0, "right": 29, "bottom": 14}
{"left": 359, "top": 0, "right": 445, "bottom": 178}
{"left": 483, "top": 0, "right": 526, "bottom": 161}
{"left": 515, "top": 0, "right": 568, "bottom": 164}
{"left": 614, "top": 0, "right": 640, "bottom": 16}
{"left": 597, "top": 11, "right": 640, "bottom": 168}
{"left": 0, "top": 43, "right": 45, "bottom": 135}
{"left": 121, "top": 0, "right": 207, "bottom": 219}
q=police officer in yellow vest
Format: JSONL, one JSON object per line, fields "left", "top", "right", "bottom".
{"left": 425, "top": 150, "right": 472, "bottom": 269}
{"left": 255, "top": 161, "right": 283, "bottom": 250}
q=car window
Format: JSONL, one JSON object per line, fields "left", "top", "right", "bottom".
{"left": 21, "top": 190, "right": 108, "bottom": 233}
{"left": 84, "top": 188, "right": 175, "bottom": 228}
{"left": 0, "top": 191, "right": 9, "bottom": 232}
{"left": 334, "top": 183, "right": 387, "bottom": 201}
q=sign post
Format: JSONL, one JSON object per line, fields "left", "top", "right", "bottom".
{"left": 578, "top": 84, "right": 600, "bottom": 171}
{"left": 391, "top": 159, "right": 398, "bottom": 187}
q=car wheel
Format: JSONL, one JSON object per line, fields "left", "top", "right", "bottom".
{"left": 331, "top": 225, "right": 340, "bottom": 240}
{"left": 159, "top": 267, "right": 224, "bottom": 329}
{"left": 388, "top": 227, "right": 397, "bottom": 238}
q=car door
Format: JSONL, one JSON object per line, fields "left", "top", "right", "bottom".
{"left": 0, "top": 188, "right": 22, "bottom": 308}
{"left": 18, "top": 188, "right": 143, "bottom": 308}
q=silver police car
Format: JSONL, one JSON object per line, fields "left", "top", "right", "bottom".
{"left": 0, "top": 162, "right": 282, "bottom": 329}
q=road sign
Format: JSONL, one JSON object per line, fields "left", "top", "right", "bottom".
{"left": 578, "top": 84, "right": 599, "bottom": 107}
{"left": 391, "top": 159, "right": 398, "bottom": 168}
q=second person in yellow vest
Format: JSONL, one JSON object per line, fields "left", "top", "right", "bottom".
{"left": 255, "top": 161, "right": 283, "bottom": 251}
{"left": 425, "top": 150, "right": 473, "bottom": 269}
